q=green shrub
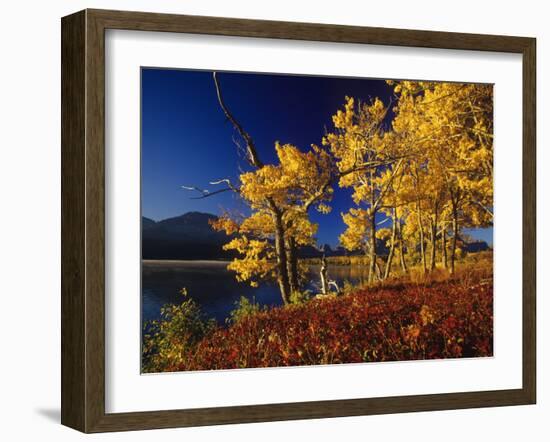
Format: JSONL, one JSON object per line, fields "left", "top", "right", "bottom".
{"left": 227, "top": 295, "right": 264, "bottom": 324}
{"left": 341, "top": 279, "right": 356, "bottom": 295}
{"left": 142, "top": 288, "right": 215, "bottom": 373}
{"left": 289, "top": 290, "right": 313, "bottom": 305}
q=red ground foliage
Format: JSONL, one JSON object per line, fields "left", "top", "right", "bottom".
{"left": 171, "top": 280, "right": 493, "bottom": 371}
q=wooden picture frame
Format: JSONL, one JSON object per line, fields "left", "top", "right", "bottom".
{"left": 61, "top": 8, "right": 536, "bottom": 433}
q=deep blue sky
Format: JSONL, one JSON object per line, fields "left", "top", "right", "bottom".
{"left": 141, "top": 68, "right": 492, "bottom": 247}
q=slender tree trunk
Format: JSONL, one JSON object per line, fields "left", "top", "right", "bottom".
{"left": 384, "top": 208, "right": 397, "bottom": 280}
{"left": 286, "top": 237, "right": 299, "bottom": 294}
{"left": 442, "top": 228, "right": 448, "bottom": 269}
{"left": 397, "top": 213, "right": 407, "bottom": 273}
{"left": 429, "top": 208, "right": 438, "bottom": 272}
{"left": 430, "top": 216, "right": 437, "bottom": 272}
{"left": 375, "top": 261, "right": 382, "bottom": 280}
{"left": 450, "top": 202, "right": 459, "bottom": 275}
{"left": 274, "top": 211, "right": 291, "bottom": 304}
{"left": 320, "top": 253, "right": 329, "bottom": 295}
{"left": 416, "top": 200, "right": 427, "bottom": 273}
{"left": 368, "top": 209, "right": 377, "bottom": 284}
{"left": 399, "top": 238, "right": 408, "bottom": 272}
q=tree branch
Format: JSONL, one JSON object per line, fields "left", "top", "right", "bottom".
{"left": 471, "top": 199, "right": 494, "bottom": 220}
{"left": 210, "top": 178, "right": 239, "bottom": 193}
{"left": 181, "top": 185, "right": 235, "bottom": 199}
{"left": 213, "top": 72, "right": 264, "bottom": 168}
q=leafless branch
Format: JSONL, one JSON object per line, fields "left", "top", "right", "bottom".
{"left": 210, "top": 178, "right": 240, "bottom": 193}
{"left": 190, "top": 188, "right": 234, "bottom": 199}
{"left": 213, "top": 72, "right": 264, "bottom": 168}
{"left": 181, "top": 184, "right": 234, "bottom": 199}
{"left": 181, "top": 185, "right": 209, "bottom": 195}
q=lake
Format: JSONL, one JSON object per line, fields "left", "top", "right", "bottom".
{"left": 142, "top": 260, "right": 371, "bottom": 325}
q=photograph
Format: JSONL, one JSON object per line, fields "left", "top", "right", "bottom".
{"left": 140, "top": 68, "right": 494, "bottom": 374}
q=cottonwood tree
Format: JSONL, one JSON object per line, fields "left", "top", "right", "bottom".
{"left": 328, "top": 81, "right": 492, "bottom": 279}
{"left": 211, "top": 142, "right": 332, "bottom": 303}
{"left": 389, "top": 80, "right": 493, "bottom": 274}
{"left": 187, "top": 73, "right": 333, "bottom": 304}
{"left": 323, "top": 96, "right": 407, "bottom": 282}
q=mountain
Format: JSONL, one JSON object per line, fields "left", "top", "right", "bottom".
{"left": 142, "top": 211, "right": 490, "bottom": 260}
{"left": 142, "top": 212, "right": 354, "bottom": 260}
{"left": 142, "top": 212, "right": 234, "bottom": 260}
{"left": 142, "top": 216, "right": 156, "bottom": 230}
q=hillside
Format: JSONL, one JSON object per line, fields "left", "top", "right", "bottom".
{"left": 141, "top": 212, "right": 232, "bottom": 260}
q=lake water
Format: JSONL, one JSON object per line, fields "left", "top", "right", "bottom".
{"left": 142, "top": 260, "right": 371, "bottom": 325}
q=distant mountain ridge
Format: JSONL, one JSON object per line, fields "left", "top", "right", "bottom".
{"left": 142, "top": 212, "right": 233, "bottom": 260}
{"left": 142, "top": 211, "right": 489, "bottom": 260}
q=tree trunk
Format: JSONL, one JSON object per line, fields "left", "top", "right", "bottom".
{"left": 384, "top": 208, "right": 397, "bottom": 280}
{"left": 442, "top": 228, "right": 448, "bottom": 269}
{"left": 429, "top": 220, "right": 436, "bottom": 271}
{"left": 397, "top": 214, "right": 407, "bottom": 273}
{"left": 416, "top": 201, "right": 427, "bottom": 273}
{"left": 429, "top": 209, "right": 438, "bottom": 272}
{"left": 320, "top": 253, "right": 329, "bottom": 295}
{"left": 375, "top": 261, "right": 382, "bottom": 280}
{"left": 450, "top": 203, "right": 459, "bottom": 275}
{"left": 368, "top": 209, "right": 377, "bottom": 283}
{"left": 286, "top": 237, "right": 299, "bottom": 294}
{"left": 274, "top": 211, "right": 291, "bottom": 304}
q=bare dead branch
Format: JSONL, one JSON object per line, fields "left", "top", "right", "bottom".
{"left": 181, "top": 185, "right": 209, "bottom": 195}
{"left": 213, "top": 72, "right": 264, "bottom": 168}
{"left": 210, "top": 178, "right": 240, "bottom": 193}
{"left": 182, "top": 177, "right": 241, "bottom": 199}
{"left": 189, "top": 187, "right": 234, "bottom": 199}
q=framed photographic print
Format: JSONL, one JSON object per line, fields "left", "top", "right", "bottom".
{"left": 61, "top": 9, "right": 536, "bottom": 433}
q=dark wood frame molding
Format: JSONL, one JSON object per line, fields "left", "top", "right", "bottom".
{"left": 61, "top": 9, "right": 536, "bottom": 433}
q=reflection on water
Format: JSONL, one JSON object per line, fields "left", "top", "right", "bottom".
{"left": 142, "top": 260, "right": 371, "bottom": 325}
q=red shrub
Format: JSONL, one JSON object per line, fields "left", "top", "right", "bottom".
{"left": 165, "top": 280, "right": 493, "bottom": 372}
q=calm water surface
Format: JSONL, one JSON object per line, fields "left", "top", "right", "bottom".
{"left": 142, "top": 260, "right": 371, "bottom": 325}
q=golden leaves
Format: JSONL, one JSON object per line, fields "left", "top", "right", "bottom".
{"left": 324, "top": 80, "right": 493, "bottom": 264}
{"left": 216, "top": 142, "right": 334, "bottom": 289}
{"left": 213, "top": 79, "right": 492, "bottom": 292}
{"left": 210, "top": 216, "right": 240, "bottom": 235}
{"left": 340, "top": 208, "right": 369, "bottom": 252}
{"left": 224, "top": 236, "right": 275, "bottom": 286}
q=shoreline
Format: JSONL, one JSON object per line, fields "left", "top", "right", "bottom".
{"left": 142, "top": 259, "right": 231, "bottom": 266}
{"left": 141, "top": 259, "right": 369, "bottom": 268}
